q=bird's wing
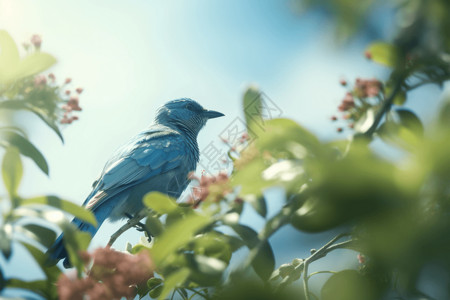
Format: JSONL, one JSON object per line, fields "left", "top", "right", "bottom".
{"left": 83, "top": 128, "right": 188, "bottom": 210}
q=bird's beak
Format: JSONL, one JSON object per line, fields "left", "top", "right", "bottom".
{"left": 202, "top": 109, "right": 225, "bottom": 119}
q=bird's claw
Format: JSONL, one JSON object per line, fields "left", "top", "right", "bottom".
{"left": 125, "top": 213, "right": 153, "bottom": 243}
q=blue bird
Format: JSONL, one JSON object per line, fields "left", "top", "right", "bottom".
{"left": 47, "top": 98, "right": 224, "bottom": 267}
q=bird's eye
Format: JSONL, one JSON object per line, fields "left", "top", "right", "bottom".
{"left": 186, "top": 103, "right": 195, "bottom": 111}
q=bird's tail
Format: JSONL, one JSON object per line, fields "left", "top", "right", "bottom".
{"left": 46, "top": 205, "right": 112, "bottom": 268}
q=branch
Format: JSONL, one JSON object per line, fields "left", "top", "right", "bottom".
{"left": 107, "top": 209, "right": 150, "bottom": 247}
{"left": 363, "top": 79, "right": 403, "bottom": 138}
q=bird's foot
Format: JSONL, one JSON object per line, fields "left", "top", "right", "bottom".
{"left": 125, "top": 213, "right": 153, "bottom": 243}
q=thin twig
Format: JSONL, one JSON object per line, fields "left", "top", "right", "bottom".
{"left": 307, "top": 270, "right": 338, "bottom": 279}
{"left": 302, "top": 233, "right": 352, "bottom": 300}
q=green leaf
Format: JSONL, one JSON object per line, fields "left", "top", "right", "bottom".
{"left": 0, "top": 30, "right": 20, "bottom": 83}
{"left": 145, "top": 214, "right": 164, "bottom": 237}
{"left": 0, "top": 129, "right": 49, "bottom": 175}
{"left": 15, "top": 52, "right": 57, "bottom": 80}
{"left": 157, "top": 268, "right": 190, "bottom": 300}
{"left": 395, "top": 109, "right": 424, "bottom": 136}
{"left": 21, "top": 224, "right": 57, "bottom": 248}
{"left": 0, "top": 101, "right": 64, "bottom": 142}
{"left": 62, "top": 229, "right": 91, "bottom": 272}
{"left": 243, "top": 86, "right": 264, "bottom": 138}
{"left": 365, "top": 42, "right": 399, "bottom": 67}
{"left": 385, "top": 85, "right": 407, "bottom": 106}
{"left": 257, "top": 118, "right": 320, "bottom": 158}
{"left": 27, "top": 106, "right": 64, "bottom": 142}
{"left": 321, "top": 270, "right": 381, "bottom": 300}
{"left": 0, "top": 228, "right": 12, "bottom": 260}
{"left": 2, "top": 147, "right": 22, "bottom": 198}
{"left": 245, "top": 195, "right": 267, "bottom": 218}
{"left": 0, "top": 267, "right": 4, "bottom": 292}
{"left": 147, "top": 277, "right": 163, "bottom": 289}
{"left": 149, "top": 285, "right": 164, "bottom": 298}
{"left": 230, "top": 224, "right": 275, "bottom": 281}
{"left": 6, "top": 279, "right": 55, "bottom": 299}
{"left": 150, "top": 213, "right": 210, "bottom": 266}
{"left": 143, "top": 192, "right": 179, "bottom": 214}
{"left": 21, "top": 196, "right": 97, "bottom": 226}
{"left": 20, "top": 242, "right": 61, "bottom": 283}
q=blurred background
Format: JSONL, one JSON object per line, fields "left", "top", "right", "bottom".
{"left": 1, "top": 0, "right": 448, "bottom": 298}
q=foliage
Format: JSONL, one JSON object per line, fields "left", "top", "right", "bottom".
{"left": 2, "top": 0, "right": 450, "bottom": 299}
{"left": 0, "top": 31, "right": 94, "bottom": 298}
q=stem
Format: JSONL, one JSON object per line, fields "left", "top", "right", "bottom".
{"left": 302, "top": 233, "right": 352, "bottom": 300}
{"left": 185, "top": 287, "right": 209, "bottom": 299}
{"left": 107, "top": 209, "right": 150, "bottom": 247}
{"left": 363, "top": 80, "right": 403, "bottom": 138}
{"left": 307, "top": 270, "right": 338, "bottom": 279}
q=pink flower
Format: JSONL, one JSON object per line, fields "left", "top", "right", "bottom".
{"left": 331, "top": 116, "right": 338, "bottom": 121}
{"left": 65, "top": 90, "right": 71, "bottom": 96}
{"left": 339, "top": 79, "right": 347, "bottom": 86}
{"left": 68, "top": 96, "right": 82, "bottom": 111}
{"left": 364, "top": 51, "right": 372, "bottom": 59}
{"left": 338, "top": 93, "right": 355, "bottom": 111}
{"left": 33, "top": 75, "right": 47, "bottom": 87}
{"left": 76, "top": 87, "right": 84, "bottom": 94}
{"left": 48, "top": 73, "right": 56, "bottom": 81}
{"left": 337, "top": 127, "right": 343, "bottom": 133}
{"left": 354, "top": 78, "right": 382, "bottom": 98}
{"left": 30, "top": 34, "right": 42, "bottom": 48}
{"left": 65, "top": 78, "right": 72, "bottom": 84}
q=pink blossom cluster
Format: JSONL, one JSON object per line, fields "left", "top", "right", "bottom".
{"left": 332, "top": 77, "right": 383, "bottom": 133}
{"left": 60, "top": 77, "right": 84, "bottom": 124}
{"left": 187, "top": 172, "right": 232, "bottom": 207}
{"left": 57, "top": 247, "right": 153, "bottom": 300}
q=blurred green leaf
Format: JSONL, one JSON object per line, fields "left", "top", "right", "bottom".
{"left": 245, "top": 195, "right": 267, "bottom": 218}
{"left": 21, "top": 196, "right": 97, "bottom": 226}
{"left": 157, "top": 268, "right": 190, "bottom": 300}
{"left": 0, "top": 267, "right": 4, "bottom": 292}
{"left": 377, "top": 109, "right": 423, "bottom": 149}
{"left": 366, "top": 42, "right": 399, "bottom": 67}
{"left": 0, "top": 228, "right": 12, "bottom": 260}
{"left": 20, "top": 242, "right": 61, "bottom": 283}
{"left": 354, "top": 107, "right": 376, "bottom": 133}
{"left": 143, "top": 192, "right": 179, "bottom": 215}
{"left": 151, "top": 213, "right": 210, "bottom": 265}
{"left": 395, "top": 109, "right": 424, "bottom": 136}
{"left": 6, "top": 279, "right": 55, "bottom": 299}
{"left": 145, "top": 214, "right": 164, "bottom": 237}
{"left": 0, "top": 129, "right": 49, "bottom": 175}
{"left": 15, "top": 52, "right": 57, "bottom": 80}
{"left": 0, "top": 31, "right": 56, "bottom": 83}
{"left": 186, "top": 253, "right": 226, "bottom": 286}
{"left": 243, "top": 86, "right": 264, "bottom": 139}
{"left": 0, "top": 30, "right": 20, "bottom": 83}
{"left": 149, "top": 285, "right": 163, "bottom": 298}
{"left": 321, "top": 270, "right": 380, "bottom": 300}
{"left": 62, "top": 229, "right": 91, "bottom": 273}
{"left": 257, "top": 118, "right": 320, "bottom": 157}
{"left": 231, "top": 224, "right": 275, "bottom": 281}
{"left": 147, "top": 277, "right": 163, "bottom": 289}
{"left": 0, "top": 100, "right": 64, "bottom": 142}
{"left": 2, "top": 147, "right": 22, "bottom": 198}
{"left": 385, "top": 85, "right": 407, "bottom": 106}
{"left": 21, "top": 224, "right": 57, "bottom": 248}
{"left": 27, "top": 106, "right": 64, "bottom": 143}
{"left": 192, "top": 232, "right": 232, "bottom": 263}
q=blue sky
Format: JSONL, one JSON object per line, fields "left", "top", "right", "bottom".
{"left": 0, "top": 0, "right": 447, "bottom": 298}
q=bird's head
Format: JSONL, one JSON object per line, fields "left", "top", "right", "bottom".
{"left": 155, "top": 98, "right": 224, "bottom": 136}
